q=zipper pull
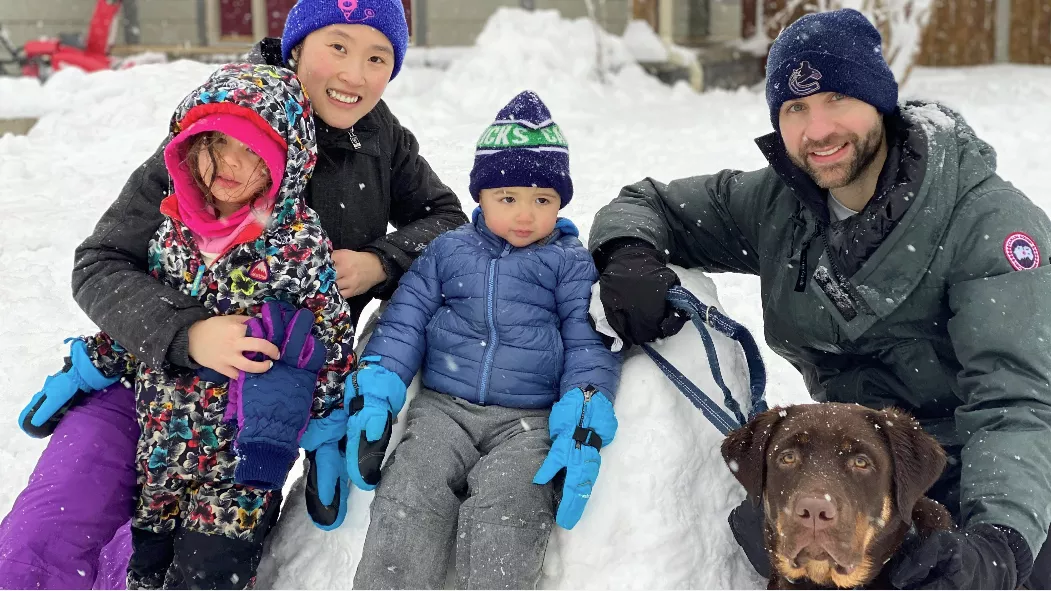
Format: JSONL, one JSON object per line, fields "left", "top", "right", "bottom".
{"left": 348, "top": 127, "right": 361, "bottom": 150}
{"left": 190, "top": 265, "right": 206, "bottom": 297}
{"left": 794, "top": 238, "right": 811, "bottom": 293}
{"left": 501, "top": 243, "right": 512, "bottom": 257}
{"left": 574, "top": 386, "right": 602, "bottom": 450}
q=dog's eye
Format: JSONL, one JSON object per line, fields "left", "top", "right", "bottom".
{"left": 852, "top": 455, "right": 872, "bottom": 470}
{"left": 778, "top": 450, "right": 798, "bottom": 465}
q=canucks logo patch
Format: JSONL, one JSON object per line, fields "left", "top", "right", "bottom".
{"left": 789, "top": 61, "right": 822, "bottom": 96}
{"left": 1004, "top": 232, "right": 1040, "bottom": 271}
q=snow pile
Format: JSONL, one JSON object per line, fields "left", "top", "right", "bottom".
{"left": 257, "top": 267, "right": 777, "bottom": 589}
{"left": 429, "top": 8, "right": 670, "bottom": 114}
{"left": 1, "top": 2, "right": 1050, "bottom": 589}
{"left": 622, "top": 19, "right": 669, "bottom": 63}
{"left": 0, "top": 76, "right": 56, "bottom": 119}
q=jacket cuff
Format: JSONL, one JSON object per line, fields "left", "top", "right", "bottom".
{"left": 165, "top": 326, "right": 199, "bottom": 369}
{"left": 992, "top": 524, "right": 1035, "bottom": 585}
{"left": 234, "top": 441, "right": 299, "bottom": 490}
{"left": 360, "top": 244, "right": 404, "bottom": 300}
{"left": 591, "top": 237, "right": 659, "bottom": 272}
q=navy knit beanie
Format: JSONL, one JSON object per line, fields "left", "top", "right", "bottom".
{"left": 281, "top": 0, "right": 408, "bottom": 79}
{"left": 766, "top": 9, "right": 898, "bottom": 131}
{"left": 469, "top": 91, "right": 573, "bottom": 208}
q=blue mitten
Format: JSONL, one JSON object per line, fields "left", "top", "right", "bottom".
{"left": 345, "top": 356, "right": 406, "bottom": 491}
{"left": 19, "top": 338, "right": 119, "bottom": 438}
{"left": 533, "top": 387, "right": 618, "bottom": 530}
{"left": 301, "top": 410, "right": 350, "bottom": 530}
{"left": 234, "top": 301, "right": 326, "bottom": 490}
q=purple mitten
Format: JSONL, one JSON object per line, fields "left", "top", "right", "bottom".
{"left": 233, "top": 302, "right": 327, "bottom": 490}
{"left": 224, "top": 301, "right": 294, "bottom": 423}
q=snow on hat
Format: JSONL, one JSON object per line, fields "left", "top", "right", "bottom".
{"left": 468, "top": 91, "right": 573, "bottom": 208}
{"left": 766, "top": 9, "right": 898, "bottom": 131}
{"left": 281, "top": 0, "right": 408, "bottom": 79}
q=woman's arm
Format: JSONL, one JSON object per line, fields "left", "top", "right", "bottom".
{"left": 71, "top": 141, "right": 211, "bottom": 371}
{"left": 358, "top": 109, "right": 468, "bottom": 299}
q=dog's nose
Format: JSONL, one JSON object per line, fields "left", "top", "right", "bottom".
{"left": 795, "top": 496, "right": 838, "bottom": 530}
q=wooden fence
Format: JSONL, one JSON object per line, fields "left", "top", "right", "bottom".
{"left": 741, "top": 0, "right": 1051, "bottom": 66}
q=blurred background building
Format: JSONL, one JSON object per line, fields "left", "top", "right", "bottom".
{"left": 1, "top": 1, "right": 1048, "bottom": 79}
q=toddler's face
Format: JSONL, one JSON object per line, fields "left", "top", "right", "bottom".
{"left": 478, "top": 187, "right": 561, "bottom": 248}
{"left": 195, "top": 133, "right": 270, "bottom": 216}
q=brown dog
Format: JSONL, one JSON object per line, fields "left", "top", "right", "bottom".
{"left": 721, "top": 403, "right": 954, "bottom": 589}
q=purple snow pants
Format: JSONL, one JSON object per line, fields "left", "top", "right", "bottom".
{"left": 0, "top": 384, "right": 138, "bottom": 590}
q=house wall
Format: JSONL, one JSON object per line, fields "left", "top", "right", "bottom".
{"left": 1, "top": 0, "right": 199, "bottom": 48}
{"left": 420, "top": 0, "right": 631, "bottom": 46}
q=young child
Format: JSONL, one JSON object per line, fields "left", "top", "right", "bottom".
{"left": 19, "top": 63, "right": 355, "bottom": 589}
{"left": 345, "top": 91, "right": 621, "bottom": 589}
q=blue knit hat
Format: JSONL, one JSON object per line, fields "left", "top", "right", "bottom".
{"left": 766, "top": 9, "right": 898, "bottom": 131}
{"left": 281, "top": 0, "right": 408, "bottom": 79}
{"left": 469, "top": 91, "right": 573, "bottom": 208}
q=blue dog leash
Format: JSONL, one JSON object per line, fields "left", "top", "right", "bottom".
{"left": 641, "top": 286, "right": 768, "bottom": 436}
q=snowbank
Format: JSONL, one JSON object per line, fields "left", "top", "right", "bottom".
{"left": 425, "top": 8, "right": 671, "bottom": 115}
{"left": 622, "top": 20, "right": 669, "bottom": 63}
{"left": 256, "top": 267, "right": 777, "bottom": 589}
{"left": 1, "top": 3, "right": 1050, "bottom": 589}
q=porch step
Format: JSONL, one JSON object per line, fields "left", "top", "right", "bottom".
{"left": 639, "top": 42, "right": 765, "bottom": 92}
{"left": 0, "top": 118, "right": 38, "bottom": 136}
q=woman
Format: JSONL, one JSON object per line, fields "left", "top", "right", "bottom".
{"left": 0, "top": 1, "right": 467, "bottom": 588}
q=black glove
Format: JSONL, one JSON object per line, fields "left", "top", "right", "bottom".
{"left": 598, "top": 242, "right": 687, "bottom": 348}
{"left": 888, "top": 523, "right": 1033, "bottom": 590}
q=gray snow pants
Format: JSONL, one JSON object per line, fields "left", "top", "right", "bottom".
{"left": 354, "top": 388, "right": 556, "bottom": 590}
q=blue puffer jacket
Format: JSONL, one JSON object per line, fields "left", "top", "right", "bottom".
{"left": 363, "top": 209, "right": 620, "bottom": 408}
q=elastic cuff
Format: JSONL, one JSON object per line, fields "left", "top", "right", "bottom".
{"left": 234, "top": 441, "right": 299, "bottom": 490}
{"left": 998, "top": 525, "right": 1035, "bottom": 585}
{"left": 69, "top": 340, "right": 121, "bottom": 390}
{"left": 591, "top": 237, "right": 659, "bottom": 271}
{"left": 165, "top": 326, "right": 198, "bottom": 369}
{"left": 360, "top": 245, "right": 403, "bottom": 300}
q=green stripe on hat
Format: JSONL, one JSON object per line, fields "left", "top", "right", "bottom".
{"left": 475, "top": 122, "right": 568, "bottom": 150}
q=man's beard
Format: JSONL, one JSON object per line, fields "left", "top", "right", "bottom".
{"left": 789, "top": 123, "right": 885, "bottom": 190}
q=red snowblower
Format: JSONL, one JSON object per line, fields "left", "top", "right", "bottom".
{"left": 0, "top": 0, "right": 123, "bottom": 80}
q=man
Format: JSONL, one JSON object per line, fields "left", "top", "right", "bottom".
{"left": 589, "top": 9, "right": 1051, "bottom": 589}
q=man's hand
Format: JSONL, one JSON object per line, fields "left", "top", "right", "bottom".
{"left": 333, "top": 250, "right": 387, "bottom": 298}
{"left": 599, "top": 244, "right": 687, "bottom": 349}
{"left": 187, "top": 315, "right": 280, "bottom": 379}
{"left": 888, "top": 524, "right": 1031, "bottom": 590}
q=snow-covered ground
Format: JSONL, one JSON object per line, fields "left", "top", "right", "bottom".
{"left": 1, "top": 7, "right": 1050, "bottom": 589}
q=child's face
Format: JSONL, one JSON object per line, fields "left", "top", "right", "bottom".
{"left": 294, "top": 24, "right": 395, "bottom": 130}
{"left": 478, "top": 187, "right": 561, "bottom": 248}
{"left": 195, "top": 133, "right": 270, "bottom": 216}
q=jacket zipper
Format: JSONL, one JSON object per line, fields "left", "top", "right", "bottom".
{"left": 576, "top": 386, "right": 596, "bottom": 449}
{"left": 819, "top": 228, "right": 870, "bottom": 318}
{"left": 478, "top": 243, "right": 511, "bottom": 404}
{"left": 820, "top": 229, "right": 861, "bottom": 299}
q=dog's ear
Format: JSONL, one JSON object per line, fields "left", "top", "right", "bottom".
{"left": 875, "top": 407, "right": 947, "bottom": 524}
{"left": 721, "top": 407, "right": 785, "bottom": 503}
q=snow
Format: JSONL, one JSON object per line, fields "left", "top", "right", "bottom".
{"left": 621, "top": 20, "right": 669, "bottom": 63}
{"left": 2, "top": 6, "right": 1051, "bottom": 590}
